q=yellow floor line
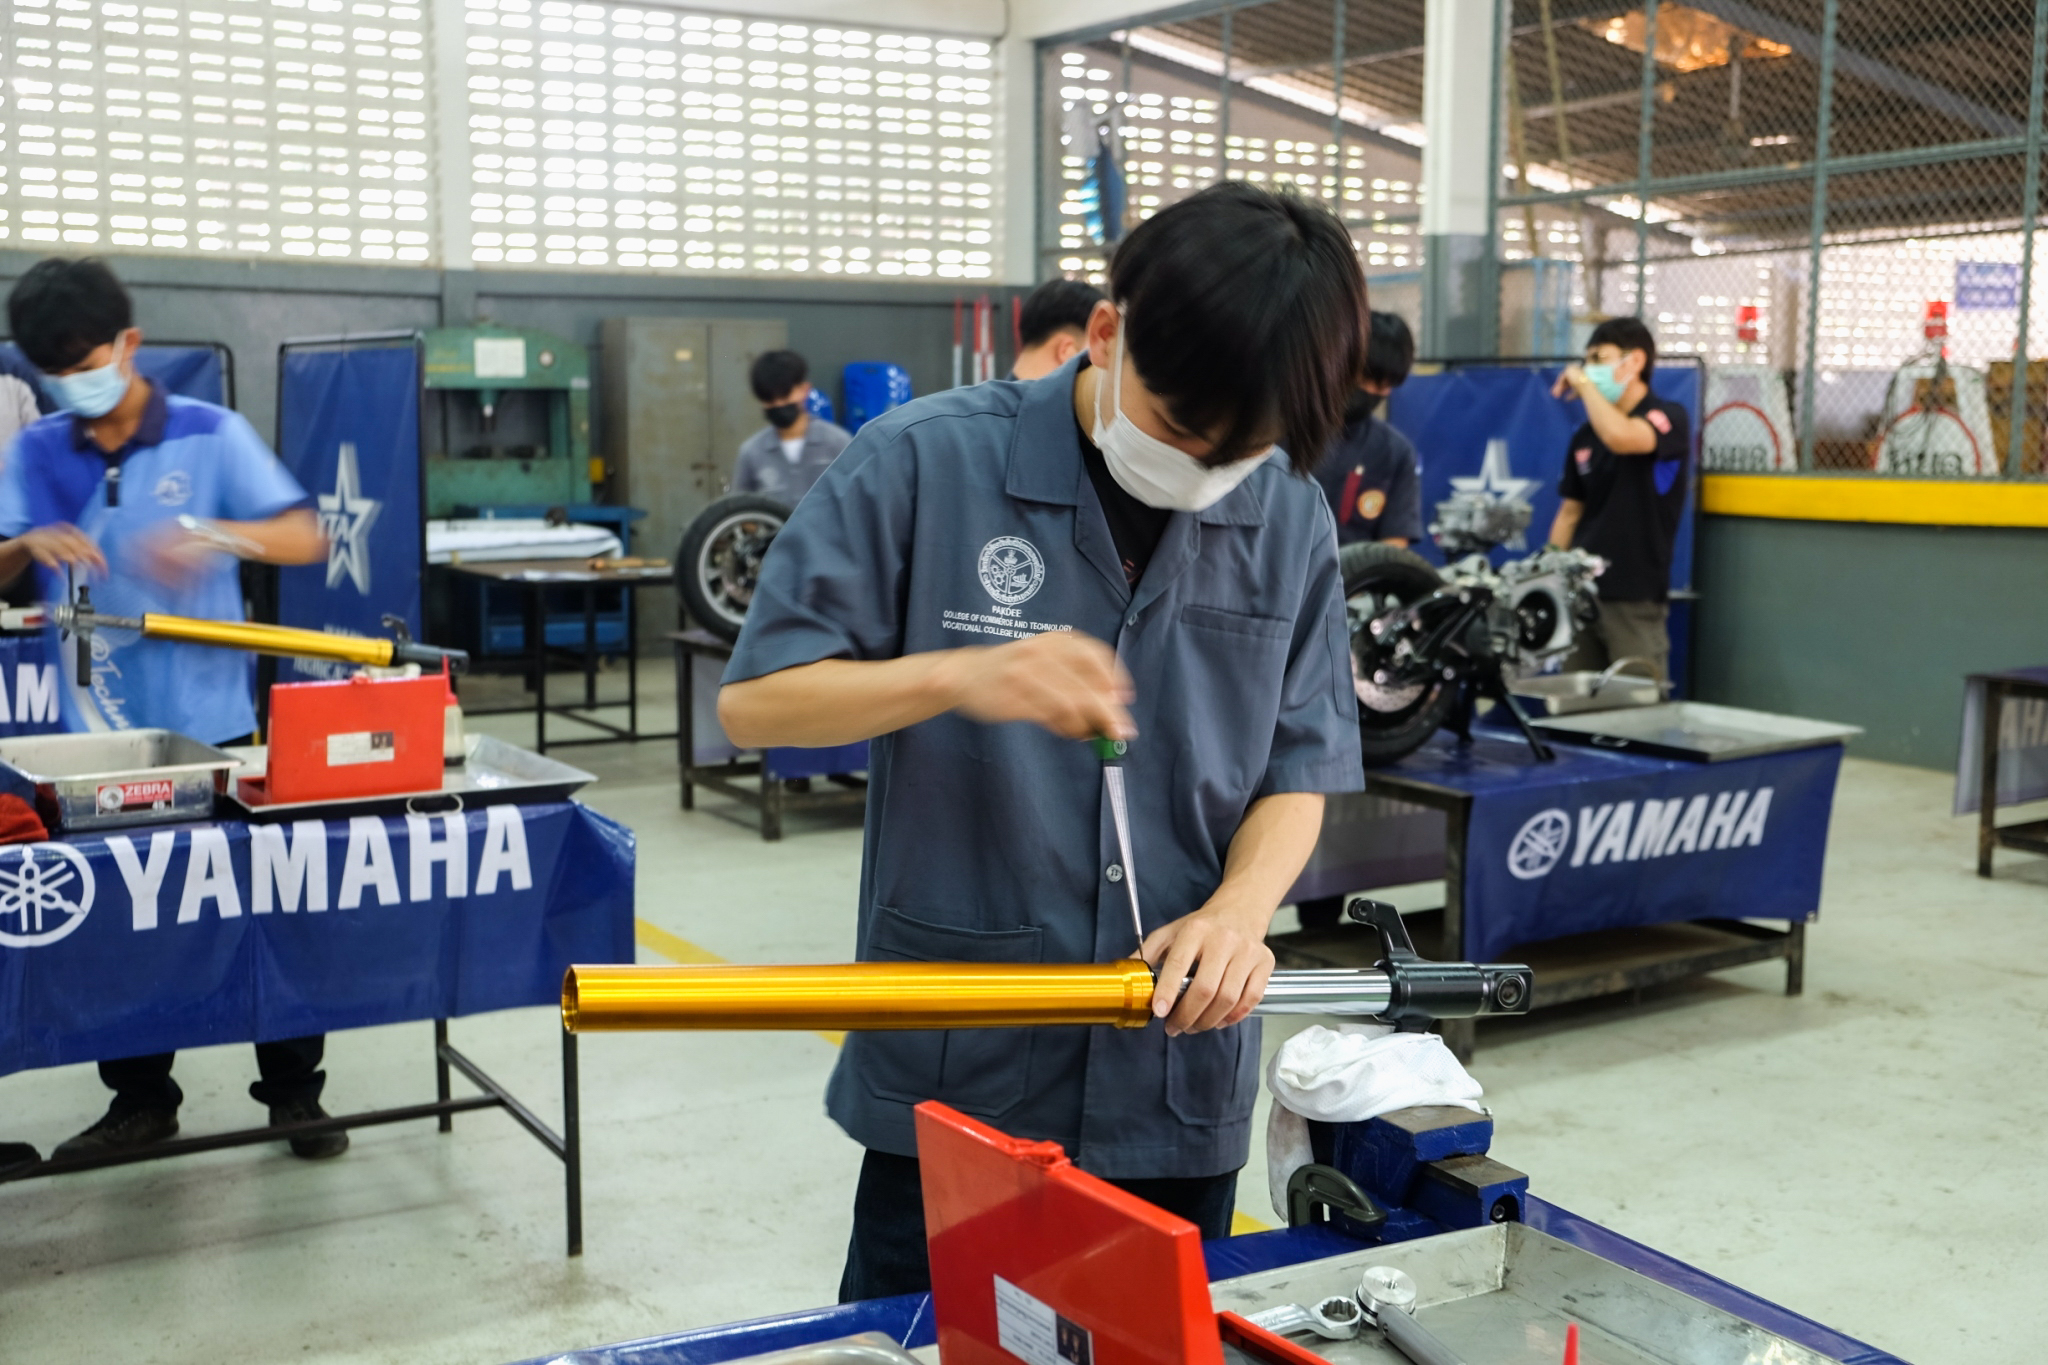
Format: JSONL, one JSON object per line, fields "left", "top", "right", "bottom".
{"left": 633, "top": 918, "right": 846, "bottom": 1046}
{"left": 1231, "top": 1210, "right": 1271, "bottom": 1235}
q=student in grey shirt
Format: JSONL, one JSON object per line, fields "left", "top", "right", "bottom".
{"left": 730, "top": 349, "right": 853, "bottom": 505}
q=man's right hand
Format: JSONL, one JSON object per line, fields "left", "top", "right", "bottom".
{"left": 13, "top": 523, "right": 106, "bottom": 574}
{"left": 947, "top": 630, "right": 1135, "bottom": 741}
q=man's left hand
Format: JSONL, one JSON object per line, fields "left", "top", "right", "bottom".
{"left": 1141, "top": 897, "right": 1276, "bottom": 1036}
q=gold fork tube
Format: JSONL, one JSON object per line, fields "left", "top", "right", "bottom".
{"left": 562, "top": 960, "right": 1159, "bottom": 1032}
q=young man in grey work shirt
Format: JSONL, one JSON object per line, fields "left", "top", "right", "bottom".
{"left": 729, "top": 348, "right": 852, "bottom": 505}
{"left": 719, "top": 184, "right": 1370, "bottom": 1302}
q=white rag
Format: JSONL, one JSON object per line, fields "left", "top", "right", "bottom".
{"left": 1264, "top": 1023, "right": 1486, "bottom": 1221}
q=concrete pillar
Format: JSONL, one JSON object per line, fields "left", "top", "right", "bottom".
{"left": 1419, "top": 0, "right": 1500, "bottom": 356}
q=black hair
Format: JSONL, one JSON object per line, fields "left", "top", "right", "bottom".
{"left": 7, "top": 257, "right": 132, "bottom": 373}
{"left": 1109, "top": 182, "right": 1367, "bottom": 473}
{"left": 1586, "top": 316, "right": 1656, "bottom": 380}
{"left": 749, "top": 349, "right": 808, "bottom": 402}
{"left": 1018, "top": 278, "right": 1104, "bottom": 349}
{"left": 1364, "top": 310, "right": 1415, "bottom": 389}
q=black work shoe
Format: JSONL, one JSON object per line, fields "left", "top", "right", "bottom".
{"left": 269, "top": 1099, "right": 349, "bottom": 1159}
{"left": 53, "top": 1106, "right": 179, "bottom": 1159}
{"left": 0, "top": 1141, "right": 39, "bottom": 1178}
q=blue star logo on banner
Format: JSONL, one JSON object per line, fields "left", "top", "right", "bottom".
{"left": 318, "top": 441, "right": 383, "bottom": 594}
{"left": 1449, "top": 438, "right": 1537, "bottom": 503}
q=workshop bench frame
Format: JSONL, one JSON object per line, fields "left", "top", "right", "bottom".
{"left": 671, "top": 628, "right": 868, "bottom": 840}
{"left": 1270, "top": 762, "right": 1806, "bottom": 1062}
{"left": 0, "top": 1020, "right": 587, "bottom": 1257}
{"left": 1974, "top": 669, "right": 2048, "bottom": 876}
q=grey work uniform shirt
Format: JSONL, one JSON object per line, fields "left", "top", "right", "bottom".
{"left": 731, "top": 418, "right": 853, "bottom": 505}
{"left": 723, "top": 357, "right": 1364, "bottom": 1179}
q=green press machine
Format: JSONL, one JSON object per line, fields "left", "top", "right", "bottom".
{"left": 423, "top": 325, "right": 598, "bottom": 516}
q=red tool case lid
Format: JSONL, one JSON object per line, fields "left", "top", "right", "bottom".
{"left": 263, "top": 672, "right": 446, "bottom": 804}
{"left": 915, "top": 1100, "right": 1227, "bottom": 1365}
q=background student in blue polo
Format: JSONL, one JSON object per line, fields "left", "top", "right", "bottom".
{"left": 718, "top": 183, "right": 1370, "bottom": 1300}
{"left": 0, "top": 257, "right": 336, "bottom": 1165}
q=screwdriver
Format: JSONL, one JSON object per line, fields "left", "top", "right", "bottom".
{"left": 1094, "top": 736, "right": 1146, "bottom": 957}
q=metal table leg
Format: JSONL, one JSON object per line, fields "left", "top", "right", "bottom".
{"left": 763, "top": 769, "right": 784, "bottom": 841}
{"left": 1980, "top": 680, "right": 2004, "bottom": 877}
{"left": 434, "top": 1017, "right": 452, "bottom": 1133}
{"left": 1785, "top": 920, "right": 1806, "bottom": 996}
{"left": 626, "top": 585, "right": 640, "bottom": 740}
{"left": 677, "top": 637, "right": 695, "bottom": 810}
{"left": 529, "top": 583, "right": 548, "bottom": 753}
{"left": 1439, "top": 798, "right": 1475, "bottom": 1064}
{"left": 563, "top": 1029, "right": 583, "bottom": 1258}
{"left": 582, "top": 583, "right": 598, "bottom": 710}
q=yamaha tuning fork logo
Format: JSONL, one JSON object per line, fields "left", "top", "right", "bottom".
{"left": 1507, "top": 787, "right": 1776, "bottom": 880}
{"left": 0, "top": 843, "right": 96, "bottom": 948}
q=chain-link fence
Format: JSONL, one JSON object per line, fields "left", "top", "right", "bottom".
{"left": 1496, "top": 0, "right": 2048, "bottom": 477}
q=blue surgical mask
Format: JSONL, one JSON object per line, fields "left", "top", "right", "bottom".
{"left": 43, "top": 340, "right": 131, "bottom": 419}
{"left": 1581, "top": 362, "right": 1627, "bottom": 404}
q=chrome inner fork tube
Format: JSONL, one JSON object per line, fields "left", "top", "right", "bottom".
{"left": 1251, "top": 970, "right": 1399, "bottom": 1016}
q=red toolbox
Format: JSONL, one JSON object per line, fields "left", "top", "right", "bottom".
{"left": 258, "top": 673, "right": 446, "bottom": 804}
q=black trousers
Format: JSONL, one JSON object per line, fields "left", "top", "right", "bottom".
{"left": 838, "top": 1148, "right": 1238, "bottom": 1303}
{"left": 98, "top": 1035, "right": 327, "bottom": 1114}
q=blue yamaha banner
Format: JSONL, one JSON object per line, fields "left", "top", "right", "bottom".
{"left": 0, "top": 632, "right": 62, "bottom": 738}
{"left": 275, "top": 340, "right": 423, "bottom": 684}
{"left": 0, "top": 801, "right": 633, "bottom": 1075}
{"left": 1386, "top": 362, "right": 1702, "bottom": 592}
{"left": 1395, "top": 734, "right": 1843, "bottom": 961}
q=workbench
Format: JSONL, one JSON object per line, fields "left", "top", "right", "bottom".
{"left": 505, "top": 1196, "right": 1902, "bottom": 1365}
{"left": 1962, "top": 666, "right": 2048, "bottom": 876}
{"left": 442, "top": 559, "right": 676, "bottom": 753}
{"left": 1271, "top": 730, "right": 1844, "bottom": 1060}
{"left": 671, "top": 628, "right": 868, "bottom": 840}
{"left": 0, "top": 798, "right": 635, "bottom": 1255}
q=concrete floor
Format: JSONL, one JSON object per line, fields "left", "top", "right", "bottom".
{"left": 3, "top": 670, "right": 2045, "bottom": 1365}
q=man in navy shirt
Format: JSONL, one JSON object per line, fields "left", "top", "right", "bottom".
{"left": 0, "top": 258, "right": 334, "bottom": 1161}
{"left": 1315, "top": 311, "right": 1422, "bottom": 547}
{"left": 720, "top": 184, "right": 1367, "bottom": 1300}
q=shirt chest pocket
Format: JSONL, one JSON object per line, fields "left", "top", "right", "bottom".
{"left": 1167, "top": 603, "right": 1294, "bottom": 785}
{"left": 857, "top": 905, "right": 1043, "bottom": 1119}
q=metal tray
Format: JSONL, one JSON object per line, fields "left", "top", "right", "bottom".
{"left": 1510, "top": 668, "right": 1663, "bottom": 715}
{"left": 1211, "top": 1223, "right": 1842, "bottom": 1365}
{"left": 1530, "top": 701, "right": 1862, "bottom": 762}
{"left": 0, "top": 729, "right": 241, "bottom": 832}
{"left": 225, "top": 734, "right": 594, "bottom": 821}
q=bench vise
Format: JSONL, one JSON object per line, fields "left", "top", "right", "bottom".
{"left": 1289, "top": 1104, "right": 1530, "bottom": 1245}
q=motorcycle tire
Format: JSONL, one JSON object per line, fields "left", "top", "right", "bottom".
{"left": 678, "top": 493, "right": 792, "bottom": 642}
{"left": 1340, "top": 540, "right": 1461, "bottom": 766}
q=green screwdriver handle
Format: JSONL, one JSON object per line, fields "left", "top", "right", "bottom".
{"left": 1092, "top": 736, "right": 1129, "bottom": 762}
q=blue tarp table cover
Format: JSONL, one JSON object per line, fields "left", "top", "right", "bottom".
{"left": 0, "top": 801, "right": 634, "bottom": 1076}
{"left": 1373, "top": 731, "right": 1844, "bottom": 961}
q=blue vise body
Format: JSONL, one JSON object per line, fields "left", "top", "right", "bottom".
{"left": 1308, "top": 1104, "right": 1530, "bottom": 1243}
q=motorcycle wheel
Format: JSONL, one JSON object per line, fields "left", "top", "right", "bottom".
{"left": 1340, "top": 541, "right": 1461, "bottom": 766}
{"left": 678, "top": 493, "right": 791, "bottom": 641}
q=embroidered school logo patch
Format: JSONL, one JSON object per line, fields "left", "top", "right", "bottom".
{"left": 978, "top": 536, "right": 1045, "bottom": 607}
{"left": 1574, "top": 447, "right": 1593, "bottom": 471}
{"left": 153, "top": 471, "right": 192, "bottom": 507}
{"left": 1646, "top": 408, "right": 1672, "bottom": 435}
{"left": 1356, "top": 488, "right": 1387, "bottom": 521}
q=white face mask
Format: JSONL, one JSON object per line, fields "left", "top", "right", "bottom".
{"left": 1091, "top": 313, "right": 1268, "bottom": 512}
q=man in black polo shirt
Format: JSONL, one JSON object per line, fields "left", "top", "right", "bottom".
{"left": 1546, "top": 317, "right": 1689, "bottom": 684}
{"left": 1315, "top": 311, "right": 1421, "bottom": 547}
